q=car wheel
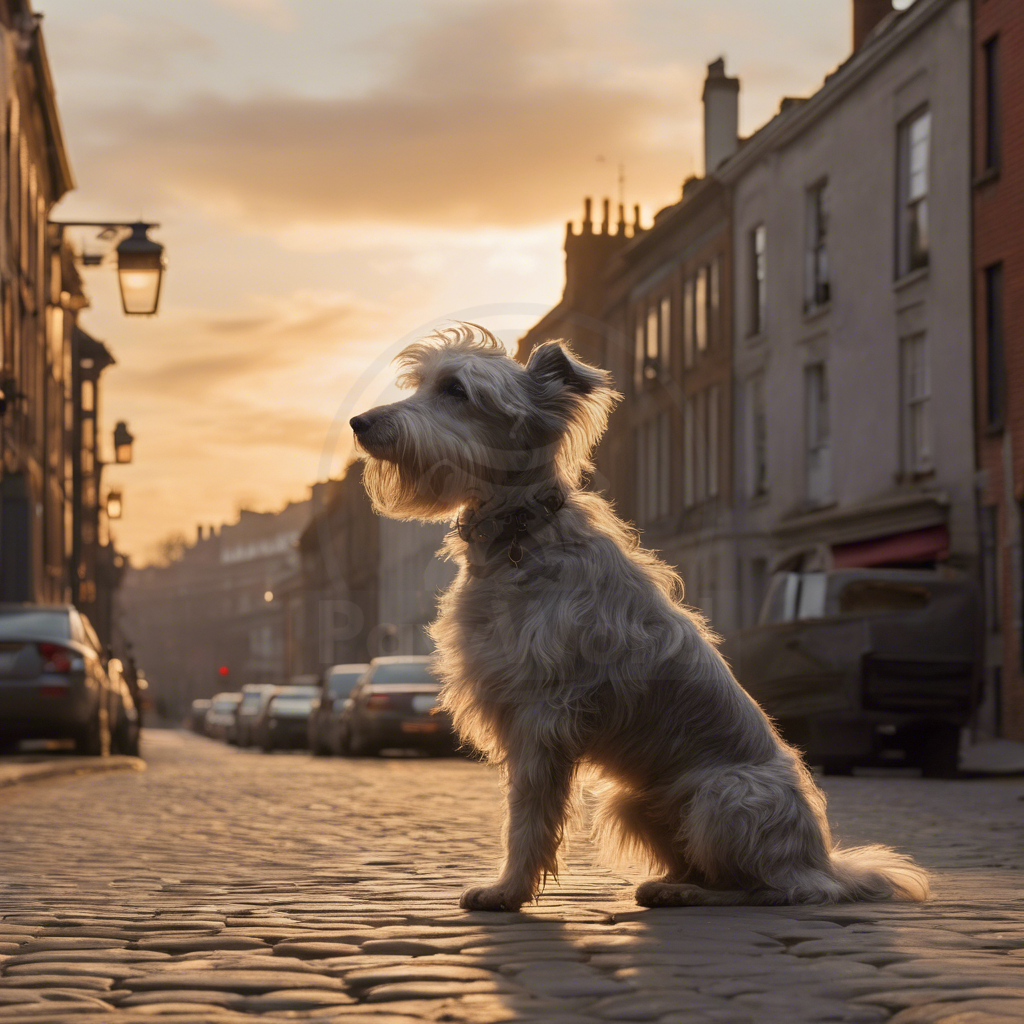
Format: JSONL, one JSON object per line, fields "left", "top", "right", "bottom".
{"left": 261, "top": 736, "right": 275, "bottom": 753}
{"left": 918, "top": 725, "right": 961, "bottom": 779}
{"left": 76, "top": 708, "right": 111, "bottom": 757}
{"left": 348, "top": 726, "right": 377, "bottom": 757}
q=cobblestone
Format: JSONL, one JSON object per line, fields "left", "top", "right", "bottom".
{"left": 1, "top": 729, "right": 1022, "bottom": 1022}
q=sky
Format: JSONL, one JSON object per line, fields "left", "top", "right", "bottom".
{"left": 40, "top": 0, "right": 851, "bottom": 563}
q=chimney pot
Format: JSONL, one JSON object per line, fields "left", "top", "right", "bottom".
{"left": 583, "top": 196, "right": 593, "bottom": 233}
{"left": 852, "top": 0, "right": 893, "bottom": 51}
{"left": 702, "top": 57, "right": 740, "bottom": 175}
{"left": 601, "top": 198, "right": 610, "bottom": 234}
{"left": 197, "top": 524, "right": 204, "bottom": 541}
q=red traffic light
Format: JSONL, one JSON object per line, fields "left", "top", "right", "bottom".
{"left": 218, "top": 665, "right": 229, "bottom": 677}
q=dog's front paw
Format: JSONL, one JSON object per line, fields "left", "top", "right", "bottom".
{"left": 460, "top": 884, "right": 528, "bottom": 912}
{"left": 635, "top": 879, "right": 703, "bottom": 908}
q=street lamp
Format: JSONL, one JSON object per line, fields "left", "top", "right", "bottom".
{"left": 52, "top": 220, "right": 166, "bottom": 316}
{"left": 115, "top": 223, "right": 165, "bottom": 315}
{"left": 113, "top": 421, "right": 134, "bottom": 464}
{"left": 106, "top": 490, "right": 123, "bottom": 520}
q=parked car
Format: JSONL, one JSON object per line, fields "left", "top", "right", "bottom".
{"left": 724, "top": 569, "right": 982, "bottom": 777}
{"left": 336, "top": 656, "right": 454, "bottom": 756}
{"left": 0, "top": 604, "right": 120, "bottom": 756}
{"left": 307, "top": 663, "right": 369, "bottom": 755}
{"left": 106, "top": 657, "right": 141, "bottom": 756}
{"left": 205, "top": 692, "right": 243, "bottom": 742}
{"left": 234, "top": 684, "right": 277, "bottom": 746}
{"left": 254, "top": 685, "right": 320, "bottom": 752}
{"left": 188, "top": 698, "right": 212, "bottom": 734}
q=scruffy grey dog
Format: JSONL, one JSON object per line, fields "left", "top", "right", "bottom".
{"left": 351, "top": 323, "right": 928, "bottom": 911}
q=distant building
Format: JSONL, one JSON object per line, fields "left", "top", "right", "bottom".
{"left": 377, "top": 519, "right": 455, "bottom": 657}
{"left": 720, "top": 0, "right": 975, "bottom": 623}
{"left": 120, "top": 493, "right": 317, "bottom": 718}
{"left": 296, "top": 463, "right": 379, "bottom": 670}
{"left": 972, "top": 0, "right": 1024, "bottom": 739}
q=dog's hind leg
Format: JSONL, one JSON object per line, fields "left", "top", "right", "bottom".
{"left": 461, "top": 749, "right": 575, "bottom": 912}
{"left": 594, "top": 786, "right": 701, "bottom": 883}
{"left": 635, "top": 881, "right": 804, "bottom": 907}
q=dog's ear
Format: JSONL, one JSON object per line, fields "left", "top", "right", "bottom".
{"left": 526, "top": 341, "right": 612, "bottom": 395}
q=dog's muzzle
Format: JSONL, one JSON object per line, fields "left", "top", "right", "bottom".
{"left": 350, "top": 409, "right": 398, "bottom": 457}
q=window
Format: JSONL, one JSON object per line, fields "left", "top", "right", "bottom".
{"left": 897, "top": 109, "right": 931, "bottom": 275}
{"left": 744, "top": 371, "right": 767, "bottom": 497}
{"left": 804, "top": 363, "right": 831, "bottom": 504}
{"left": 900, "top": 333, "right": 932, "bottom": 474}
{"left": 985, "top": 262, "right": 1005, "bottom": 429}
{"left": 750, "top": 224, "right": 766, "bottom": 334}
{"left": 635, "top": 295, "right": 671, "bottom": 387}
{"left": 635, "top": 412, "right": 670, "bottom": 525}
{"left": 683, "top": 397, "right": 695, "bottom": 507}
{"left": 659, "top": 296, "right": 671, "bottom": 371}
{"left": 983, "top": 36, "right": 1000, "bottom": 172}
{"left": 708, "top": 257, "right": 720, "bottom": 348}
{"left": 804, "top": 181, "right": 830, "bottom": 310}
{"left": 694, "top": 389, "right": 707, "bottom": 503}
{"left": 707, "top": 384, "right": 720, "bottom": 498}
{"left": 695, "top": 266, "right": 708, "bottom": 354}
{"left": 683, "top": 277, "right": 695, "bottom": 367}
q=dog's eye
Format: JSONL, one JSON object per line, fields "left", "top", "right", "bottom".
{"left": 438, "top": 377, "right": 468, "bottom": 400}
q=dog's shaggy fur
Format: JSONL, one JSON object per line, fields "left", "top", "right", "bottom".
{"left": 352, "top": 323, "right": 929, "bottom": 911}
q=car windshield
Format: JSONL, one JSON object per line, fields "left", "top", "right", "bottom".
{"left": 238, "top": 693, "right": 263, "bottom": 713}
{"left": 271, "top": 695, "right": 315, "bottom": 712}
{"left": 0, "top": 609, "right": 71, "bottom": 640}
{"left": 371, "top": 662, "right": 436, "bottom": 685}
{"left": 759, "top": 573, "right": 827, "bottom": 624}
{"left": 326, "top": 671, "right": 362, "bottom": 697}
{"left": 212, "top": 698, "right": 239, "bottom": 712}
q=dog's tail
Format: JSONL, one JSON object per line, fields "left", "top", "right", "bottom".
{"left": 826, "top": 844, "right": 929, "bottom": 902}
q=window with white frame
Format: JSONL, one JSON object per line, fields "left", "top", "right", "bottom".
{"left": 900, "top": 333, "right": 932, "bottom": 474}
{"left": 744, "top": 371, "right": 768, "bottom": 498}
{"left": 695, "top": 266, "right": 708, "bottom": 354}
{"left": 750, "top": 224, "right": 766, "bottom": 335}
{"left": 683, "top": 277, "right": 695, "bottom": 367}
{"left": 709, "top": 256, "right": 720, "bottom": 348}
{"left": 707, "top": 384, "right": 720, "bottom": 498}
{"left": 804, "top": 363, "right": 831, "bottom": 505}
{"left": 635, "top": 411, "right": 670, "bottom": 525}
{"left": 683, "top": 396, "right": 695, "bottom": 507}
{"left": 804, "top": 180, "right": 830, "bottom": 311}
{"left": 897, "top": 108, "right": 931, "bottom": 276}
{"left": 634, "top": 294, "right": 671, "bottom": 388}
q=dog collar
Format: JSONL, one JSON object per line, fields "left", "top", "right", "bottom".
{"left": 457, "top": 491, "right": 564, "bottom": 575}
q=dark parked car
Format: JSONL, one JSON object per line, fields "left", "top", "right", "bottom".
{"left": 234, "top": 684, "right": 277, "bottom": 747}
{"left": 724, "top": 569, "right": 982, "bottom": 777}
{"left": 0, "top": 604, "right": 121, "bottom": 756}
{"left": 255, "top": 685, "right": 320, "bottom": 752}
{"left": 307, "top": 663, "right": 369, "bottom": 755}
{"left": 336, "top": 656, "right": 454, "bottom": 756}
{"left": 107, "top": 657, "right": 141, "bottom": 756}
{"left": 188, "top": 698, "right": 212, "bottom": 734}
{"left": 205, "top": 692, "right": 243, "bottom": 742}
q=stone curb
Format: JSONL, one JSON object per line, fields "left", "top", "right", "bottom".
{"left": 0, "top": 756, "right": 145, "bottom": 790}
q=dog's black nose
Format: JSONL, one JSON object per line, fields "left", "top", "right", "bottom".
{"left": 350, "top": 414, "right": 371, "bottom": 436}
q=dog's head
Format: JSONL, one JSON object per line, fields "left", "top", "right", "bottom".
{"left": 351, "top": 323, "right": 620, "bottom": 521}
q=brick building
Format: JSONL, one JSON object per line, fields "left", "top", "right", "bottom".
{"left": 973, "top": 0, "right": 1024, "bottom": 739}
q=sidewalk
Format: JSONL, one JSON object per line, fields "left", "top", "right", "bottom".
{"left": 0, "top": 753, "right": 145, "bottom": 789}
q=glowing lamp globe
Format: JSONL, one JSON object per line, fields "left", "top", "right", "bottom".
{"left": 116, "top": 223, "right": 165, "bottom": 316}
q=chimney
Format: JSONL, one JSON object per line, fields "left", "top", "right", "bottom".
{"left": 703, "top": 58, "right": 740, "bottom": 175}
{"left": 197, "top": 524, "right": 204, "bottom": 542}
{"left": 582, "top": 196, "right": 593, "bottom": 234}
{"left": 853, "top": 0, "right": 893, "bottom": 51}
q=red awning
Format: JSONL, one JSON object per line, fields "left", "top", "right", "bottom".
{"left": 832, "top": 524, "right": 950, "bottom": 568}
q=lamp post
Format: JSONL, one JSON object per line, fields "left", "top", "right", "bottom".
{"left": 52, "top": 221, "right": 166, "bottom": 316}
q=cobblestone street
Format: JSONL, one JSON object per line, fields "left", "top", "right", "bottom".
{"left": 1, "top": 730, "right": 1022, "bottom": 1023}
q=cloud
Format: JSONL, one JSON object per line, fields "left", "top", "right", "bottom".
{"left": 69, "top": 0, "right": 697, "bottom": 230}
